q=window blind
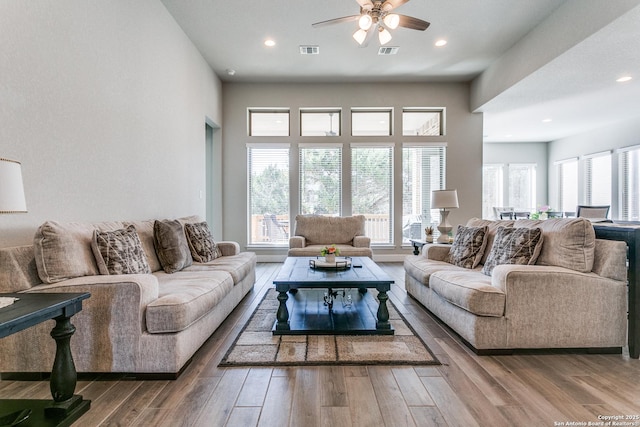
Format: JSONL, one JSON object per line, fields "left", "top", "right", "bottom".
{"left": 619, "top": 146, "right": 640, "bottom": 221}
{"left": 557, "top": 158, "right": 578, "bottom": 213}
{"left": 352, "top": 144, "right": 393, "bottom": 244}
{"left": 401, "top": 144, "right": 446, "bottom": 242}
{"left": 299, "top": 145, "right": 342, "bottom": 216}
{"left": 584, "top": 152, "right": 611, "bottom": 206}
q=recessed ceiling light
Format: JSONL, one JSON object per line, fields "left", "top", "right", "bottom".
{"left": 542, "top": 118, "right": 552, "bottom": 123}
{"left": 434, "top": 39, "right": 447, "bottom": 47}
{"left": 617, "top": 76, "right": 632, "bottom": 83}
{"left": 226, "top": 69, "right": 236, "bottom": 76}
{"left": 505, "top": 134, "right": 513, "bottom": 138}
{"left": 264, "top": 39, "right": 276, "bottom": 47}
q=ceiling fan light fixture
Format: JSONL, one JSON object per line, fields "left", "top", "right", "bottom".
{"left": 353, "top": 28, "right": 368, "bottom": 45}
{"left": 383, "top": 14, "right": 399, "bottom": 30}
{"left": 358, "top": 14, "right": 373, "bottom": 30}
{"left": 378, "top": 27, "right": 392, "bottom": 45}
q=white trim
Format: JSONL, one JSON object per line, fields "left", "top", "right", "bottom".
{"left": 298, "top": 142, "right": 343, "bottom": 148}
{"left": 582, "top": 150, "right": 612, "bottom": 159}
{"left": 349, "top": 142, "right": 395, "bottom": 148}
{"left": 616, "top": 144, "right": 640, "bottom": 154}
{"left": 553, "top": 157, "right": 578, "bottom": 166}
{"left": 246, "top": 142, "right": 290, "bottom": 149}
{"left": 402, "top": 142, "right": 447, "bottom": 148}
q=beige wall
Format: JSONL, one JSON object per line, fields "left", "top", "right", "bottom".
{"left": 222, "top": 82, "right": 483, "bottom": 257}
{"left": 0, "top": 0, "right": 223, "bottom": 247}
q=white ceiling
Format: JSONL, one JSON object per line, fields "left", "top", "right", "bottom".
{"left": 161, "top": 0, "right": 640, "bottom": 143}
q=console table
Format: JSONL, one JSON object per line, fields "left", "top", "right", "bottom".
{"left": 0, "top": 292, "right": 91, "bottom": 426}
{"left": 593, "top": 223, "right": 640, "bottom": 359}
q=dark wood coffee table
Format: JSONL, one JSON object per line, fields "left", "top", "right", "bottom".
{"left": 272, "top": 257, "right": 394, "bottom": 335}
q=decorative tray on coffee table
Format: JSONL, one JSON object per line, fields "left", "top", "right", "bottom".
{"left": 309, "top": 257, "right": 352, "bottom": 270}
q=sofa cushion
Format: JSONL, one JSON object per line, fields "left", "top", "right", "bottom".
{"left": 482, "top": 227, "right": 543, "bottom": 276}
{"left": 514, "top": 218, "right": 595, "bottom": 273}
{"left": 403, "top": 256, "right": 464, "bottom": 286}
{"left": 447, "top": 225, "right": 488, "bottom": 269}
{"left": 92, "top": 225, "right": 151, "bottom": 275}
{"left": 184, "top": 221, "right": 222, "bottom": 263}
{"left": 466, "top": 218, "right": 515, "bottom": 265}
{"left": 33, "top": 220, "right": 124, "bottom": 283}
{"left": 293, "top": 215, "right": 366, "bottom": 245}
{"left": 430, "top": 270, "right": 505, "bottom": 317}
{"left": 288, "top": 245, "right": 373, "bottom": 258}
{"left": 185, "top": 252, "right": 257, "bottom": 284}
{"left": 154, "top": 219, "right": 193, "bottom": 273}
{"left": 147, "top": 270, "right": 234, "bottom": 333}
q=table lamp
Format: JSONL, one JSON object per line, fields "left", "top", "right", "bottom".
{"left": 0, "top": 158, "right": 28, "bottom": 213}
{"left": 431, "top": 189, "right": 458, "bottom": 243}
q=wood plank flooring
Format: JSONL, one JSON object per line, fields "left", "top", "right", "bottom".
{"left": 2, "top": 262, "right": 640, "bottom": 426}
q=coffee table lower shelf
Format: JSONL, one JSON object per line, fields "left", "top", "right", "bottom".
{"left": 272, "top": 289, "right": 394, "bottom": 336}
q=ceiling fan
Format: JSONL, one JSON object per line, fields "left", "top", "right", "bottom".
{"left": 312, "top": 0, "right": 430, "bottom": 47}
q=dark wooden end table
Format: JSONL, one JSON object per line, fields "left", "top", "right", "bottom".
{"left": 0, "top": 292, "right": 91, "bottom": 427}
{"left": 272, "top": 257, "right": 394, "bottom": 335}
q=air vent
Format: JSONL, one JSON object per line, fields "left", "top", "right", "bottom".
{"left": 299, "top": 45, "right": 320, "bottom": 55}
{"left": 378, "top": 46, "right": 399, "bottom": 55}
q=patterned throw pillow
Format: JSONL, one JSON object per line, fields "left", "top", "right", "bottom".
{"left": 447, "top": 225, "right": 489, "bottom": 269}
{"left": 92, "top": 225, "right": 151, "bottom": 275}
{"left": 153, "top": 219, "right": 193, "bottom": 273}
{"left": 184, "top": 221, "right": 222, "bottom": 263}
{"left": 482, "top": 227, "right": 544, "bottom": 276}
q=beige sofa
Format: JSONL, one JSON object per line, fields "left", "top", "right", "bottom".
{"left": 404, "top": 217, "right": 628, "bottom": 354}
{"left": 288, "top": 215, "right": 373, "bottom": 258}
{"left": 0, "top": 216, "right": 256, "bottom": 377}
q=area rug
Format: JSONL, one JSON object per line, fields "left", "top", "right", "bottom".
{"left": 219, "top": 288, "right": 440, "bottom": 366}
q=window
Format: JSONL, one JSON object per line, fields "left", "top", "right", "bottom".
{"left": 299, "top": 144, "right": 342, "bottom": 215}
{"left": 584, "top": 151, "right": 612, "bottom": 207}
{"left": 300, "top": 109, "right": 340, "bottom": 136}
{"left": 557, "top": 158, "right": 578, "bottom": 213}
{"left": 402, "top": 109, "right": 443, "bottom": 136}
{"left": 351, "top": 109, "right": 392, "bottom": 136}
{"left": 482, "top": 164, "right": 504, "bottom": 219}
{"left": 247, "top": 145, "right": 290, "bottom": 245}
{"left": 620, "top": 145, "right": 640, "bottom": 221}
{"left": 352, "top": 144, "right": 393, "bottom": 244}
{"left": 249, "top": 109, "right": 289, "bottom": 136}
{"left": 402, "top": 144, "right": 446, "bottom": 242}
{"left": 508, "top": 164, "right": 536, "bottom": 212}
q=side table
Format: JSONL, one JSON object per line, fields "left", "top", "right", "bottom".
{"left": 0, "top": 292, "right": 91, "bottom": 426}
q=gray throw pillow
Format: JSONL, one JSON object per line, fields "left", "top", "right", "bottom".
{"left": 92, "top": 225, "right": 151, "bottom": 275}
{"left": 447, "top": 225, "right": 489, "bottom": 269}
{"left": 153, "top": 219, "right": 193, "bottom": 273}
{"left": 184, "top": 221, "right": 222, "bottom": 263}
{"left": 482, "top": 226, "right": 544, "bottom": 276}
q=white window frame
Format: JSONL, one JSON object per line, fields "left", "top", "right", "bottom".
{"left": 618, "top": 144, "right": 640, "bottom": 221}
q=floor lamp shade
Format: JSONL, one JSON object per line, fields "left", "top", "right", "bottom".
{"left": 0, "top": 158, "right": 27, "bottom": 213}
{"left": 431, "top": 189, "right": 458, "bottom": 243}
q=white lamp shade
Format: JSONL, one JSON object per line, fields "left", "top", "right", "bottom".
{"left": 0, "top": 158, "right": 27, "bottom": 213}
{"left": 431, "top": 189, "right": 459, "bottom": 209}
{"left": 353, "top": 29, "right": 368, "bottom": 45}
{"left": 378, "top": 27, "right": 392, "bottom": 45}
{"left": 383, "top": 14, "right": 400, "bottom": 29}
{"left": 358, "top": 14, "right": 373, "bottom": 30}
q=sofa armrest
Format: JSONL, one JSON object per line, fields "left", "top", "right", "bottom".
{"left": 0, "top": 274, "right": 161, "bottom": 373}
{"left": 289, "top": 236, "right": 305, "bottom": 249}
{"left": 353, "top": 236, "right": 371, "bottom": 248}
{"left": 490, "top": 265, "right": 627, "bottom": 347}
{"left": 217, "top": 241, "right": 240, "bottom": 256}
{"left": 423, "top": 244, "right": 450, "bottom": 262}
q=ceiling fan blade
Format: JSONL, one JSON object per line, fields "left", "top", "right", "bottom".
{"left": 312, "top": 15, "right": 359, "bottom": 28}
{"left": 397, "top": 14, "right": 430, "bottom": 31}
{"left": 381, "top": 0, "right": 409, "bottom": 11}
{"left": 356, "top": 0, "right": 374, "bottom": 10}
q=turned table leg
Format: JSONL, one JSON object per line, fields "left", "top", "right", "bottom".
{"left": 46, "top": 315, "right": 83, "bottom": 417}
{"left": 376, "top": 290, "right": 391, "bottom": 330}
{"left": 276, "top": 290, "right": 290, "bottom": 331}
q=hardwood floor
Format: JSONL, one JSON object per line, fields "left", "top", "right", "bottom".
{"left": 2, "top": 262, "right": 639, "bottom": 426}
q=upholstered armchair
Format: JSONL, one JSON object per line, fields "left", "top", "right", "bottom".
{"left": 288, "top": 215, "right": 373, "bottom": 258}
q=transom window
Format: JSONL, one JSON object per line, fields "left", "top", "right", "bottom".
{"left": 249, "top": 109, "right": 290, "bottom": 136}
{"left": 351, "top": 109, "right": 392, "bottom": 136}
{"left": 300, "top": 109, "right": 341, "bottom": 136}
{"left": 402, "top": 109, "right": 444, "bottom": 136}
